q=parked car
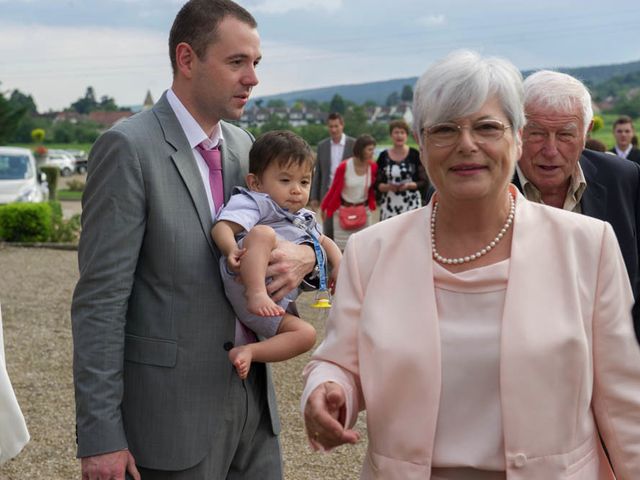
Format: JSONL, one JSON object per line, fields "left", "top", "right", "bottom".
{"left": 41, "top": 150, "right": 76, "bottom": 177}
{"left": 0, "top": 147, "right": 49, "bottom": 204}
{"left": 66, "top": 149, "right": 88, "bottom": 174}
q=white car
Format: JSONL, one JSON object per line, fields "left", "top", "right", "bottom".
{"left": 0, "top": 147, "right": 49, "bottom": 204}
{"left": 42, "top": 150, "right": 76, "bottom": 177}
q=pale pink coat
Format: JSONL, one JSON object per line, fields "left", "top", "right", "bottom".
{"left": 302, "top": 191, "right": 640, "bottom": 479}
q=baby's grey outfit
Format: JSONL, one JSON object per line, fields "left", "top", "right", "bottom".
{"left": 216, "top": 187, "right": 322, "bottom": 338}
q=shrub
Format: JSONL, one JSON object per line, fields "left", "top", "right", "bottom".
{"left": 0, "top": 202, "right": 52, "bottom": 242}
{"left": 40, "top": 166, "right": 58, "bottom": 200}
{"left": 49, "top": 201, "right": 81, "bottom": 243}
{"left": 66, "top": 178, "right": 85, "bottom": 192}
{"left": 31, "top": 128, "right": 45, "bottom": 143}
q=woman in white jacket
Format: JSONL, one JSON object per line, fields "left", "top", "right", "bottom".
{"left": 0, "top": 305, "right": 29, "bottom": 465}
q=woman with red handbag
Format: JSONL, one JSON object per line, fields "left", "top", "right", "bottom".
{"left": 321, "top": 134, "right": 378, "bottom": 250}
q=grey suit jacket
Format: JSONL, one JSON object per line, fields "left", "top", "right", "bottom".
{"left": 72, "top": 92, "right": 279, "bottom": 470}
{"left": 310, "top": 135, "right": 355, "bottom": 203}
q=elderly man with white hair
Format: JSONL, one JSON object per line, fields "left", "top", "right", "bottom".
{"left": 515, "top": 70, "right": 640, "bottom": 341}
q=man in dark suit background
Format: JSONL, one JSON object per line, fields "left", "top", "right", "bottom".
{"left": 310, "top": 113, "right": 355, "bottom": 238}
{"left": 71, "top": 1, "right": 315, "bottom": 479}
{"left": 610, "top": 115, "right": 640, "bottom": 164}
{"left": 515, "top": 70, "right": 640, "bottom": 341}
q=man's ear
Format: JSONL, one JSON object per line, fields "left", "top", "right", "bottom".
{"left": 246, "top": 173, "right": 260, "bottom": 190}
{"left": 175, "top": 42, "right": 196, "bottom": 79}
{"left": 587, "top": 119, "right": 594, "bottom": 134}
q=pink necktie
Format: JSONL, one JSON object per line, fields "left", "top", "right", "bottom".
{"left": 197, "top": 143, "right": 223, "bottom": 213}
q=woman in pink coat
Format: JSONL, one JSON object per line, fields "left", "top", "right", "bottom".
{"left": 301, "top": 50, "right": 640, "bottom": 479}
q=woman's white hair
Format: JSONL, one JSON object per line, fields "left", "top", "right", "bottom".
{"left": 523, "top": 70, "right": 593, "bottom": 136}
{"left": 412, "top": 50, "right": 525, "bottom": 143}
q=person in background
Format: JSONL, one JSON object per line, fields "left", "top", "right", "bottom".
{"left": 321, "top": 134, "right": 377, "bottom": 251}
{"left": 610, "top": 115, "right": 640, "bottom": 164}
{"left": 0, "top": 305, "right": 29, "bottom": 466}
{"left": 72, "top": 1, "right": 315, "bottom": 478}
{"left": 374, "top": 119, "right": 429, "bottom": 220}
{"left": 515, "top": 70, "right": 640, "bottom": 341}
{"left": 310, "top": 113, "right": 355, "bottom": 239}
{"left": 302, "top": 50, "right": 640, "bottom": 479}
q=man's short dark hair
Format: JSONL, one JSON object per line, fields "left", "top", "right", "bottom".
{"left": 249, "top": 130, "right": 315, "bottom": 178}
{"left": 169, "top": 0, "right": 257, "bottom": 75}
{"left": 613, "top": 115, "right": 635, "bottom": 130}
{"left": 353, "top": 134, "right": 376, "bottom": 159}
{"left": 327, "top": 112, "right": 344, "bottom": 124}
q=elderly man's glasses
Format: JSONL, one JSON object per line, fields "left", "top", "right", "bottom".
{"left": 424, "top": 119, "right": 511, "bottom": 147}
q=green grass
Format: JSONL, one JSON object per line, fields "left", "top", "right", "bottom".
{"left": 56, "top": 190, "right": 83, "bottom": 201}
{"left": 9, "top": 142, "right": 94, "bottom": 152}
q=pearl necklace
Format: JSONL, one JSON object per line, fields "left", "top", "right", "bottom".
{"left": 431, "top": 193, "right": 515, "bottom": 265}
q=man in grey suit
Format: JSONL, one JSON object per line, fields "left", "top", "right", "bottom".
{"left": 72, "top": 1, "right": 315, "bottom": 479}
{"left": 310, "top": 112, "right": 355, "bottom": 239}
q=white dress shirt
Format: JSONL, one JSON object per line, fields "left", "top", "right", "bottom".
{"left": 330, "top": 133, "right": 347, "bottom": 183}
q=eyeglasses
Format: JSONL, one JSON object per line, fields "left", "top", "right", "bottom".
{"left": 523, "top": 126, "right": 580, "bottom": 144}
{"left": 423, "top": 119, "right": 511, "bottom": 147}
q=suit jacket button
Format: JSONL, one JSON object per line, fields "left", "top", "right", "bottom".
{"left": 513, "top": 453, "right": 527, "bottom": 468}
{"left": 223, "top": 341, "right": 234, "bottom": 351}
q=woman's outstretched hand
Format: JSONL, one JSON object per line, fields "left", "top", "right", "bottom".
{"left": 304, "top": 381, "right": 360, "bottom": 451}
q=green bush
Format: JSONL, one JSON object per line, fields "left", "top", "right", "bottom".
{"left": 49, "top": 201, "right": 80, "bottom": 243}
{"left": 0, "top": 202, "right": 52, "bottom": 242}
{"left": 40, "top": 166, "right": 58, "bottom": 200}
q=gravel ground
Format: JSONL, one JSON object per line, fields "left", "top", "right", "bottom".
{"left": 0, "top": 245, "right": 367, "bottom": 479}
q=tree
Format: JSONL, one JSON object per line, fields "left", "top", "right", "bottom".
{"left": 9, "top": 89, "right": 38, "bottom": 114}
{"left": 0, "top": 86, "right": 27, "bottom": 143}
{"left": 266, "top": 99, "right": 286, "bottom": 108}
{"left": 385, "top": 91, "right": 399, "bottom": 107}
{"left": 329, "top": 94, "right": 346, "bottom": 115}
{"left": 31, "top": 128, "right": 45, "bottom": 143}
{"left": 343, "top": 105, "right": 368, "bottom": 137}
{"left": 98, "top": 95, "right": 118, "bottom": 112}
{"left": 591, "top": 115, "right": 604, "bottom": 134}
{"left": 297, "top": 124, "right": 327, "bottom": 146}
{"left": 401, "top": 85, "right": 414, "bottom": 102}
{"left": 71, "top": 86, "right": 98, "bottom": 114}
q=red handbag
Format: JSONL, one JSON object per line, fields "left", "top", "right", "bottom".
{"left": 338, "top": 165, "right": 369, "bottom": 230}
{"left": 338, "top": 204, "right": 367, "bottom": 230}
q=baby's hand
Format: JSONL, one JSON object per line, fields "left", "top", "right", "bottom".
{"left": 227, "top": 248, "right": 246, "bottom": 273}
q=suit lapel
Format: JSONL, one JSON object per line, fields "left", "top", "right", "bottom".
{"left": 579, "top": 154, "right": 607, "bottom": 220}
{"left": 153, "top": 94, "right": 217, "bottom": 256}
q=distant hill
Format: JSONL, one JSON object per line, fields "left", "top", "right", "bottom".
{"left": 253, "top": 59, "right": 640, "bottom": 106}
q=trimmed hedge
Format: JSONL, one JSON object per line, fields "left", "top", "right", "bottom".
{"left": 40, "top": 166, "right": 59, "bottom": 200}
{"left": 0, "top": 202, "right": 53, "bottom": 242}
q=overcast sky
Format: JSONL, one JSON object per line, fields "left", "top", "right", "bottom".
{"left": 1, "top": 0, "right": 639, "bottom": 112}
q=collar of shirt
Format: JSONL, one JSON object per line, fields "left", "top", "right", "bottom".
{"left": 166, "top": 88, "right": 224, "bottom": 149}
{"left": 515, "top": 162, "right": 587, "bottom": 213}
{"left": 615, "top": 145, "right": 633, "bottom": 159}
{"left": 331, "top": 133, "right": 346, "bottom": 147}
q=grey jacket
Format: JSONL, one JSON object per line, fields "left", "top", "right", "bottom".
{"left": 71, "top": 93, "right": 279, "bottom": 470}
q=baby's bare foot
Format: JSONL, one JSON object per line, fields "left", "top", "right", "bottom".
{"left": 246, "top": 291, "right": 285, "bottom": 317}
{"left": 229, "top": 346, "right": 252, "bottom": 379}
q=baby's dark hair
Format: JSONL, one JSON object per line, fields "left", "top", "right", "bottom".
{"left": 249, "top": 130, "right": 315, "bottom": 177}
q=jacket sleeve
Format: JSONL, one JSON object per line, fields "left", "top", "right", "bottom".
{"left": 321, "top": 160, "right": 347, "bottom": 218}
{"left": 368, "top": 162, "right": 378, "bottom": 211}
{"left": 591, "top": 222, "right": 640, "bottom": 478}
{"left": 374, "top": 152, "right": 387, "bottom": 205}
{"left": 71, "top": 128, "right": 147, "bottom": 458}
{"left": 301, "top": 234, "right": 365, "bottom": 428}
{"left": 311, "top": 141, "right": 325, "bottom": 203}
